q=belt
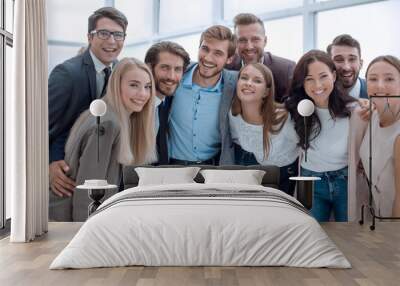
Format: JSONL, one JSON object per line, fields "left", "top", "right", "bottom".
{"left": 169, "top": 157, "right": 216, "bottom": 166}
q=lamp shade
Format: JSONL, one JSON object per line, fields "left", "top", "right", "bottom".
{"left": 297, "top": 99, "right": 315, "bottom": 117}
{"left": 90, "top": 99, "right": 107, "bottom": 117}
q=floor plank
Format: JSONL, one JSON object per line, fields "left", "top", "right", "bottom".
{"left": 0, "top": 222, "right": 399, "bottom": 286}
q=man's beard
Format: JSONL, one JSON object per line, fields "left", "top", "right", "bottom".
{"left": 198, "top": 65, "right": 222, "bottom": 80}
{"left": 156, "top": 80, "right": 178, "bottom": 96}
{"left": 340, "top": 71, "right": 360, "bottom": 89}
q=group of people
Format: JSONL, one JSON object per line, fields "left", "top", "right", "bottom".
{"left": 48, "top": 7, "right": 400, "bottom": 222}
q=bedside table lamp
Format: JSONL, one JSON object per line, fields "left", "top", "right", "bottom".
{"left": 290, "top": 99, "right": 320, "bottom": 210}
{"left": 89, "top": 99, "right": 107, "bottom": 162}
{"left": 297, "top": 99, "right": 314, "bottom": 162}
{"left": 76, "top": 99, "right": 117, "bottom": 216}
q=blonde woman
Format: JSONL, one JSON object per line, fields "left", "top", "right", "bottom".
{"left": 228, "top": 63, "right": 299, "bottom": 195}
{"left": 50, "top": 57, "right": 157, "bottom": 221}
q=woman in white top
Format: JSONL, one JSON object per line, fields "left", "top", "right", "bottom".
{"left": 285, "top": 50, "right": 363, "bottom": 222}
{"left": 229, "top": 63, "right": 299, "bottom": 195}
{"left": 360, "top": 55, "right": 400, "bottom": 217}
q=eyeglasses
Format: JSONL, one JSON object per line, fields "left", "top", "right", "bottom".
{"left": 90, "top": 29, "right": 126, "bottom": 41}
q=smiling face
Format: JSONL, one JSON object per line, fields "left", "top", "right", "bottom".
{"left": 153, "top": 51, "right": 184, "bottom": 97}
{"left": 120, "top": 67, "right": 152, "bottom": 114}
{"left": 303, "top": 61, "right": 336, "bottom": 108}
{"left": 367, "top": 60, "right": 400, "bottom": 116}
{"left": 236, "top": 23, "right": 267, "bottom": 64}
{"left": 197, "top": 38, "right": 231, "bottom": 80}
{"left": 330, "top": 45, "right": 362, "bottom": 89}
{"left": 237, "top": 65, "right": 268, "bottom": 106}
{"left": 88, "top": 17, "right": 125, "bottom": 66}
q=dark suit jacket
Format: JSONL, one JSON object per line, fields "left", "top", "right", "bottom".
{"left": 156, "top": 96, "right": 173, "bottom": 164}
{"left": 48, "top": 49, "right": 97, "bottom": 163}
{"left": 225, "top": 51, "right": 295, "bottom": 103}
{"left": 359, "top": 78, "right": 368, "bottom": 99}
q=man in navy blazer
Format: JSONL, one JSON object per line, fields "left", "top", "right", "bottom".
{"left": 48, "top": 7, "right": 128, "bottom": 197}
{"left": 144, "top": 41, "right": 191, "bottom": 165}
{"left": 327, "top": 34, "right": 368, "bottom": 99}
{"left": 225, "top": 13, "right": 295, "bottom": 103}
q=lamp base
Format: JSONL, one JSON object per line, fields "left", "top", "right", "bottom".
{"left": 290, "top": 176, "right": 321, "bottom": 210}
{"left": 88, "top": 189, "right": 106, "bottom": 216}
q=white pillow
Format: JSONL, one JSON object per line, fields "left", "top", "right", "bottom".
{"left": 135, "top": 167, "right": 201, "bottom": 186}
{"left": 200, "top": 169, "right": 266, "bottom": 185}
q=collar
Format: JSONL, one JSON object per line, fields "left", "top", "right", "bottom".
{"left": 349, "top": 77, "right": 361, "bottom": 99}
{"left": 241, "top": 55, "right": 265, "bottom": 68}
{"left": 182, "top": 63, "right": 223, "bottom": 92}
{"left": 89, "top": 49, "right": 112, "bottom": 73}
{"left": 154, "top": 95, "right": 162, "bottom": 108}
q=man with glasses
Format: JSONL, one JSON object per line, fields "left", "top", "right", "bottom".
{"left": 48, "top": 7, "right": 127, "bottom": 220}
{"left": 225, "top": 13, "right": 295, "bottom": 103}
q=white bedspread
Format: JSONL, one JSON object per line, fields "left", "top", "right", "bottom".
{"left": 50, "top": 183, "right": 351, "bottom": 269}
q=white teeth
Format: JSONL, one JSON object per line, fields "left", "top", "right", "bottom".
{"left": 241, "top": 89, "right": 254, "bottom": 95}
{"left": 163, "top": 81, "right": 175, "bottom": 86}
{"left": 130, "top": 99, "right": 145, "bottom": 105}
{"left": 202, "top": 62, "right": 215, "bottom": 68}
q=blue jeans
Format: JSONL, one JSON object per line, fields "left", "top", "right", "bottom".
{"left": 234, "top": 143, "right": 258, "bottom": 165}
{"left": 301, "top": 166, "right": 348, "bottom": 222}
{"left": 234, "top": 143, "right": 298, "bottom": 196}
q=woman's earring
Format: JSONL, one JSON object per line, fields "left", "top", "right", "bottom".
{"left": 383, "top": 98, "right": 390, "bottom": 114}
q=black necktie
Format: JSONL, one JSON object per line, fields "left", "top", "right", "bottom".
{"left": 100, "top": 67, "right": 111, "bottom": 98}
{"left": 156, "top": 96, "right": 172, "bottom": 164}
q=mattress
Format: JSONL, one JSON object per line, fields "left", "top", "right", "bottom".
{"left": 50, "top": 183, "right": 350, "bottom": 269}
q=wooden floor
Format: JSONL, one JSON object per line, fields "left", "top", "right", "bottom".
{"left": 0, "top": 222, "right": 399, "bottom": 286}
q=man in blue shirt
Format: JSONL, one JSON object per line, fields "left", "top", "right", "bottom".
{"left": 168, "top": 25, "right": 238, "bottom": 165}
{"left": 327, "top": 34, "right": 368, "bottom": 99}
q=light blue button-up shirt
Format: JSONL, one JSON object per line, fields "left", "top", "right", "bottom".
{"left": 169, "top": 64, "right": 223, "bottom": 161}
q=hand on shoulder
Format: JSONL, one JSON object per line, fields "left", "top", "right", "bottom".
{"left": 49, "top": 160, "right": 76, "bottom": 197}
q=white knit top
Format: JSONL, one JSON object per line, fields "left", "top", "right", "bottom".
{"left": 301, "top": 107, "right": 349, "bottom": 172}
{"left": 229, "top": 110, "right": 299, "bottom": 167}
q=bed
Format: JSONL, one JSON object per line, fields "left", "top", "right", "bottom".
{"left": 50, "top": 165, "right": 350, "bottom": 269}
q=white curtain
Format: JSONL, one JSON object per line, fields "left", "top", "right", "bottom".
{"left": 7, "top": 0, "right": 49, "bottom": 242}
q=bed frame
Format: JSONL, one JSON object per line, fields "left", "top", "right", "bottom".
{"left": 123, "top": 165, "right": 280, "bottom": 190}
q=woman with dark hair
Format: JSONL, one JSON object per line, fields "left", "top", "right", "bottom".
{"left": 285, "top": 50, "right": 367, "bottom": 222}
{"left": 360, "top": 55, "right": 400, "bottom": 217}
{"left": 228, "top": 63, "right": 299, "bottom": 195}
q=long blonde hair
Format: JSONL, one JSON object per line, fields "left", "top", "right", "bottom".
{"left": 232, "top": 63, "right": 288, "bottom": 159}
{"left": 104, "top": 57, "right": 157, "bottom": 165}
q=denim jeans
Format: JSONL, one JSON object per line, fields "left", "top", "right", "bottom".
{"left": 301, "top": 166, "right": 348, "bottom": 222}
{"left": 234, "top": 143, "right": 258, "bottom": 165}
{"left": 234, "top": 143, "right": 298, "bottom": 196}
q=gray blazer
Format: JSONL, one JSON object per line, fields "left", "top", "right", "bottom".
{"left": 49, "top": 108, "right": 121, "bottom": 221}
{"left": 218, "top": 68, "right": 238, "bottom": 165}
